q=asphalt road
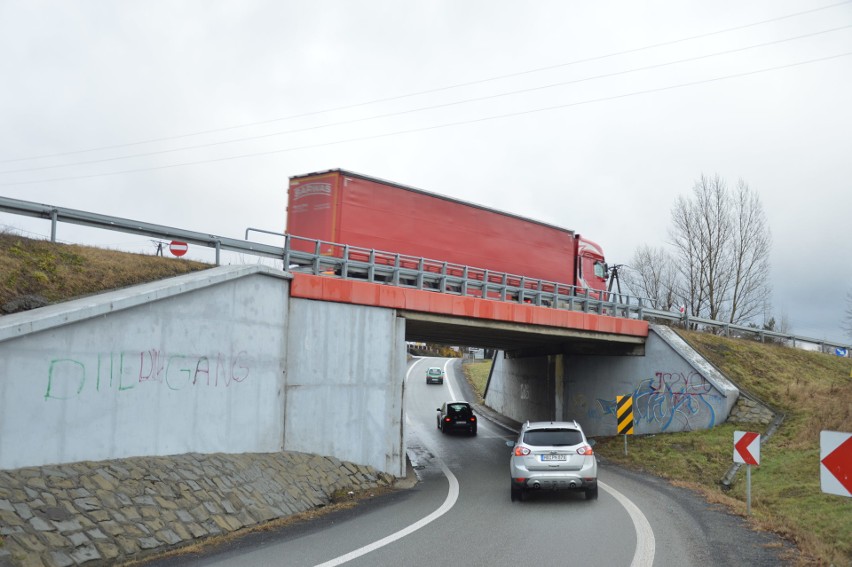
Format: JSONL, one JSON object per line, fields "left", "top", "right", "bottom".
{"left": 147, "top": 357, "right": 796, "bottom": 567}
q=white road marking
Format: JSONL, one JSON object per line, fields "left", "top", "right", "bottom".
{"left": 314, "top": 358, "right": 459, "bottom": 566}
{"left": 318, "top": 358, "right": 653, "bottom": 567}
{"left": 599, "top": 481, "right": 656, "bottom": 567}
{"left": 442, "top": 359, "right": 459, "bottom": 400}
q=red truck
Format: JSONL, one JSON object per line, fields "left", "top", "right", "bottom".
{"left": 286, "top": 169, "right": 609, "bottom": 296}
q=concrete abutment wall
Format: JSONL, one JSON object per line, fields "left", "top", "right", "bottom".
{"left": 0, "top": 266, "right": 405, "bottom": 478}
{"left": 485, "top": 325, "right": 740, "bottom": 436}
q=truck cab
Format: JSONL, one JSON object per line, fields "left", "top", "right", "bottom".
{"left": 576, "top": 236, "right": 608, "bottom": 296}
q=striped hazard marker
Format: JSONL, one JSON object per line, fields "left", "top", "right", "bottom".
{"left": 617, "top": 395, "right": 634, "bottom": 435}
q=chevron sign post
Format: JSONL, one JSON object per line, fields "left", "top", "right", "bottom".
{"left": 734, "top": 431, "right": 760, "bottom": 515}
{"left": 616, "top": 395, "right": 634, "bottom": 456}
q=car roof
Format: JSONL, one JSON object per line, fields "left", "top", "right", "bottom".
{"left": 521, "top": 420, "right": 582, "bottom": 431}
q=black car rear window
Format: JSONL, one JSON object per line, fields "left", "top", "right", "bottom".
{"left": 523, "top": 428, "right": 583, "bottom": 447}
{"left": 447, "top": 404, "right": 471, "bottom": 416}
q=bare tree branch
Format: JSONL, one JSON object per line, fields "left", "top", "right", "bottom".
{"left": 662, "top": 173, "right": 773, "bottom": 327}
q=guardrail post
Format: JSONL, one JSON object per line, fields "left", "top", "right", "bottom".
{"left": 50, "top": 209, "right": 58, "bottom": 242}
{"left": 368, "top": 249, "right": 376, "bottom": 282}
{"left": 416, "top": 259, "right": 424, "bottom": 289}
{"left": 461, "top": 266, "right": 468, "bottom": 296}
{"left": 392, "top": 255, "right": 401, "bottom": 286}
{"left": 439, "top": 262, "right": 447, "bottom": 293}
{"left": 283, "top": 234, "right": 291, "bottom": 269}
{"left": 215, "top": 240, "right": 221, "bottom": 266}
{"left": 342, "top": 245, "right": 352, "bottom": 279}
{"left": 312, "top": 240, "right": 322, "bottom": 274}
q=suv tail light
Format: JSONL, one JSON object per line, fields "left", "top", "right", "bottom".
{"left": 577, "top": 445, "right": 594, "bottom": 455}
{"left": 514, "top": 446, "right": 531, "bottom": 456}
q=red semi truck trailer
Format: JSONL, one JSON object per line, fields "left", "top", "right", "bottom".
{"left": 286, "top": 169, "right": 609, "bottom": 295}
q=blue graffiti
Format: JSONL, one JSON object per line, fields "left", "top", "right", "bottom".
{"left": 596, "top": 371, "right": 721, "bottom": 432}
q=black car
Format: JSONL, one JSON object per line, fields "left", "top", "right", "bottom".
{"left": 436, "top": 401, "right": 477, "bottom": 435}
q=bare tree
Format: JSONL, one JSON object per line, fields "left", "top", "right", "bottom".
{"left": 727, "top": 180, "right": 772, "bottom": 323}
{"left": 622, "top": 245, "right": 679, "bottom": 311}
{"left": 670, "top": 174, "right": 734, "bottom": 320}
{"left": 664, "top": 174, "right": 772, "bottom": 326}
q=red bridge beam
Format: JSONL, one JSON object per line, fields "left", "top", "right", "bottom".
{"left": 289, "top": 273, "right": 648, "bottom": 338}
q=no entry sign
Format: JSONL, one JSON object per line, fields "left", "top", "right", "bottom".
{"left": 734, "top": 431, "right": 760, "bottom": 466}
{"left": 821, "top": 431, "right": 852, "bottom": 497}
{"left": 169, "top": 241, "right": 188, "bottom": 257}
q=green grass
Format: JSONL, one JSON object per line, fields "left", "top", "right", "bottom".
{"left": 462, "top": 360, "right": 491, "bottom": 404}
{"left": 463, "top": 336, "right": 852, "bottom": 567}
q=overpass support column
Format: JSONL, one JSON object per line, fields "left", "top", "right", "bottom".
{"left": 284, "top": 298, "right": 406, "bottom": 477}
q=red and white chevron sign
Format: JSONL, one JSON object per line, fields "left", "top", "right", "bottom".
{"left": 734, "top": 431, "right": 760, "bottom": 466}
{"left": 821, "top": 431, "right": 852, "bottom": 497}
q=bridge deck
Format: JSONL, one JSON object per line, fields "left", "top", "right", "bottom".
{"left": 289, "top": 273, "right": 648, "bottom": 344}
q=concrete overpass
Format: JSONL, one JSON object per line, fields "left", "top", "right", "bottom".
{"left": 290, "top": 273, "right": 648, "bottom": 357}
{"left": 0, "top": 265, "right": 739, "bottom": 478}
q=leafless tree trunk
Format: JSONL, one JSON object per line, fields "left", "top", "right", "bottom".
{"left": 727, "top": 179, "right": 772, "bottom": 324}
{"left": 670, "top": 174, "right": 734, "bottom": 321}
{"left": 623, "top": 245, "right": 679, "bottom": 311}
{"left": 632, "top": 173, "right": 773, "bottom": 327}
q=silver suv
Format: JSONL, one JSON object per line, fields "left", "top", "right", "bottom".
{"left": 507, "top": 420, "right": 598, "bottom": 501}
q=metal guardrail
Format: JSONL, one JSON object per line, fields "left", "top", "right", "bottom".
{"left": 2, "top": 195, "right": 849, "bottom": 353}
{"left": 0, "top": 196, "right": 285, "bottom": 264}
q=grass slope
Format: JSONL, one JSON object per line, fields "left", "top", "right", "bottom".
{"left": 0, "top": 232, "right": 210, "bottom": 309}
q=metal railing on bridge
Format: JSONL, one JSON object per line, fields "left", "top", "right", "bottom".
{"left": 2, "top": 195, "right": 849, "bottom": 354}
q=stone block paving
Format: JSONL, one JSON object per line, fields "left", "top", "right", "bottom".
{"left": 0, "top": 452, "right": 395, "bottom": 566}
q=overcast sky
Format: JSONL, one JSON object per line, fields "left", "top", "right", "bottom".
{"left": 1, "top": 1, "right": 850, "bottom": 345}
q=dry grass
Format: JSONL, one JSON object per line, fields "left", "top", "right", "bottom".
{"left": 0, "top": 232, "right": 210, "bottom": 308}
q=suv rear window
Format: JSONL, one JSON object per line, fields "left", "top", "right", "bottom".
{"left": 523, "top": 428, "right": 583, "bottom": 447}
{"left": 447, "top": 403, "right": 471, "bottom": 416}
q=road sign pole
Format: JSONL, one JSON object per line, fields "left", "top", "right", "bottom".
{"left": 624, "top": 433, "right": 628, "bottom": 456}
{"left": 746, "top": 464, "right": 751, "bottom": 515}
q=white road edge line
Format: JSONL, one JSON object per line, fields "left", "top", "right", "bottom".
{"left": 312, "top": 360, "right": 461, "bottom": 567}
{"left": 599, "top": 480, "right": 656, "bottom": 567}
{"left": 442, "top": 359, "right": 458, "bottom": 400}
{"left": 317, "top": 358, "right": 654, "bottom": 567}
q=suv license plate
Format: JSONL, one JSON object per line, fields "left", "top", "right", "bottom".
{"left": 455, "top": 421, "right": 467, "bottom": 425}
{"left": 541, "top": 454, "right": 567, "bottom": 462}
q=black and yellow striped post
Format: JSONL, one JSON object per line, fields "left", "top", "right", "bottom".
{"left": 616, "top": 395, "right": 634, "bottom": 455}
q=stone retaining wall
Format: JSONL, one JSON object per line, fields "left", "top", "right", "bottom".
{"left": 0, "top": 452, "right": 395, "bottom": 567}
{"left": 726, "top": 395, "right": 775, "bottom": 425}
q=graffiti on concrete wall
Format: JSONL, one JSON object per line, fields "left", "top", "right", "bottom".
{"left": 44, "top": 349, "right": 251, "bottom": 400}
{"left": 593, "top": 371, "right": 722, "bottom": 432}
